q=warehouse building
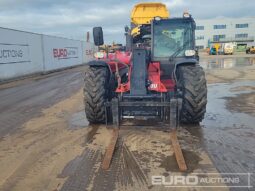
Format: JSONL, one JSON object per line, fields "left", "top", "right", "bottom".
{"left": 195, "top": 17, "right": 255, "bottom": 50}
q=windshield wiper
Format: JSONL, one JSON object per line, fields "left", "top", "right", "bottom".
{"left": 169, "top": 27, "right": 191, "bottom": 61}
{"left": 169, "top": 40, "right": 190, "bottom": 61}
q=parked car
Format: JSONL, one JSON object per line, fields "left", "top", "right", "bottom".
{"left": 224, "top": 43, "right": 234, "bottom": 55}
{"left": 209, "top": 47, "right": 217, "bottom": 55}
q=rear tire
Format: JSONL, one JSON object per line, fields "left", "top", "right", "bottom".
{"left": 178, "top": 65, "right": 207, "bottom": 123}
{"left": 83, "top": 66, "right": 109, "bottom": 123}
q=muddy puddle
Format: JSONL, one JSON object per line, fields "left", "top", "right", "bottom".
{"left": 60, "top": 121, "right": 225, "bottom": 191}
{"left": 68, "top": 110, "right": 89, "bottom": 129}
{"left": 196, "top": 80, "right": 255, "bottom": 189}
{"left": 159, "top": 149, "right": 202, "bottom": 173}
{"left": 61, "top": 79, "right": 255, "bottom": 190}
{"left": 200, "top": 57, "right": 255, "bottom": 69}
{"left": 203, "top": 80, "right": 255, "bottom": 128}
{"left": 1, "top": 57, "right": 255, "bottom": 191}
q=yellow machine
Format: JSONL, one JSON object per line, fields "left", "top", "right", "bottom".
{"left": 213, "top": 43, "right": 220, "bottom": 52}
{"left": 246, "top": 46, "right": 255, "bottom": 54}
{"left": 131, "top": 3, "right": 169, "bottom": 37}
{"left": 209, "top": 43, "right": 221, "bottom": 55}
{"left": 99, "top": 43, "right": 124, "bottom": 54}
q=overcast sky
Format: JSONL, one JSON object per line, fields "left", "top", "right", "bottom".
{"left": 0, "top": 0, "right": 254, "bottom": 43}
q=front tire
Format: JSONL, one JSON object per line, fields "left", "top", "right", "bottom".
{"left": 83, "top": 66, "right": 109, "bottom": 123}
{"left": 178, "top": 65, "right": 207, "bottom": 123}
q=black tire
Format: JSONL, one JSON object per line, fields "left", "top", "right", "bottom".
{"left": 83, "top": 66, "right": 109, "bottom": 123}
{"left": 177, "top": 65, "right": 207, "bottom": 123}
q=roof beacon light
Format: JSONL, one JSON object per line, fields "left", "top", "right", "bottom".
{"left": 183, "top": 11, "right": 190, "bottom": 18}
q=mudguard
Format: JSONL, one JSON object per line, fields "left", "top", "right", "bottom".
{"left": 88, "top": 60, "right": 109, "bottom": 67}
{"left": 88, "top": 60, "right": 113, "bottom": 74}
{"left": 175, "top": 58, "right": 198, "bottom": 66}
{"left": 87, "top": 60, "right": 116, "bottom": 91}
{"left": 174, "top": 58, "right": 199, "bottom": 80}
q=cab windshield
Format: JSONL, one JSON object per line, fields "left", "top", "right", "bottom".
{"left": 153, "top": 20, "right": 193, "bottom": 58}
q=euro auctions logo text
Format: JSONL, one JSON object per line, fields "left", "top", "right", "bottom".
{"left": 53, "top": 47, "right": 78, "bottom": 59}
{"left": 151, "top": 173, "right": 252, "bottom": 188}
{"left": 152, "top": 175, "right": 198, "bottom": 187}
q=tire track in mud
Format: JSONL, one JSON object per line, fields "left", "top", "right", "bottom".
{"left": 186, "top": 125, "right": 255, "bottom": 189}
{"left": 120, "top": 143, "right": 148, "bottom": 186}
{"left": 89, "top": 139, "right": 123, "bottom": 191}
{"left": 205, "top": 137, "right": 255, "bottom": 188}
{"left": 60, "top": 148, "right": 102, "bottom": 191}
{"left": 60, "top": 129, "right": 149, "bottom": 191}
{"left": 60, "top": 126, "right": 221, "bottom": 191}
{"left": 0, "top": 71, "right": 83, "bottom": 137}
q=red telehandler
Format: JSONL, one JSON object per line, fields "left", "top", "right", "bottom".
{"left": 83, "top": 3, "right": 207, "bottom": 171}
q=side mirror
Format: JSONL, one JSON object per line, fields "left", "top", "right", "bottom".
{"left": 93, "top": 27, "right": 104, "bottom": 46}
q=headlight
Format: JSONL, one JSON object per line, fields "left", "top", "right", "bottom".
{"left": 94, "top": 52, "right": 104, "bottom": 59}
{"left": 185, "top": 50, "right": 196, "bottom": 57}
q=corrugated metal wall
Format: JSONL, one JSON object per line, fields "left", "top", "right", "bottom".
{"left": 0, "top": 27, "right": 95, "bottom": 81}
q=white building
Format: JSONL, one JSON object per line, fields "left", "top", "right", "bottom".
{"left": 195, "top": 17, "right": 255, "bottom": 49}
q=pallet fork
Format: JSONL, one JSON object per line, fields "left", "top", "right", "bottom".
{"left": 102, "top": 97, "right": 187, "bottom": 171}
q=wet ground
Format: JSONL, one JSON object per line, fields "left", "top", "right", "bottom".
{"left": 0, "top": 54, "right": 254, "bottom": 191}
